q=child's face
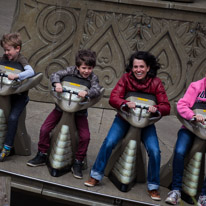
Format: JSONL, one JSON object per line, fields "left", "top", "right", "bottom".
{"left": 77, "top": 62, "right": 93, "bottom": 78}
{"left": 132, "top": 59, "right": 150, "bottom": 80}
{"left": 3, "top": 43, "right": 20, "bottom": 61}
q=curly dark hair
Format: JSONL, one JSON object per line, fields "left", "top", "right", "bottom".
{"left": 125, "top": 51, "right": 160, "bottom": 77}
{"left": 75, "top": 49, "right": 96, "bottom": 68}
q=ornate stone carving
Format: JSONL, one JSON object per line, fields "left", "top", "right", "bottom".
{"left": 11, "top": 0, "right": 206, "bottom": 112}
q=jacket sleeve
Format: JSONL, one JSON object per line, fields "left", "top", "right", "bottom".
{"left": 18, "top": 65, "right": 35, "bottom": 80}
{"left": 155, "top": 80, "right": 171, "bottom": 116}
{"left": 16, "top": 55, "right": 35, "bottom": 80}
{"left": 177, "top": 83, "right": 198, "bottom": 120}
{"left": 109, "top": 75, "right": 129, "bottom": 109}
{"left": 87, "top": 74, "right": 102, "bottom": 98}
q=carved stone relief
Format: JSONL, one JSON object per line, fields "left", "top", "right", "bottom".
{"left": 11, "top": 0, "right": 206, "bottom": 112}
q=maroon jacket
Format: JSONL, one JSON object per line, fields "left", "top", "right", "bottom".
{"left": 109, "top": 72, "right": 171, "bottom": 116}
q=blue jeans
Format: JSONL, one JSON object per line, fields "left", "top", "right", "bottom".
{"left": 171, "top": 128, "right": 195, "bottom": 191}
{"left": 91, "top": 115, "right": 161, "bottom": 190}
{"left": 201, "top": 178, "right": 206, "bottom": 196}
{"left": 4, "top": 93, "right": 29, "bottom": 147}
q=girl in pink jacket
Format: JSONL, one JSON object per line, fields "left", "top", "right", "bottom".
{"left": 165, "top": 75, "right": 206, "bottom": 206}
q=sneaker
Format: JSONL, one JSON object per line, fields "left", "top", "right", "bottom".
{"left": 0, "top": 148, "right": 10, "bottom": 162}
{"left": 27, "top": 151, "right": 47, "bottom": 167}
{"left": 71, "top": 159, "right": 83, "bottom": 179}
{"left": 165, "top": 190, "right": 181, "bottom": 205}
{"left": 198, "top": 195, "right": 206, "bottom": 206}
{"left": 84, "top": 177, "right": 99, "bottom": 187}
{"left": 148, "top": 190, "right": 161, "bottom": 201}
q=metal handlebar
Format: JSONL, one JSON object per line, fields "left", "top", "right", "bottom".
{"left": 52, "top": 87, "right": 90, "bottom": 105}
{"left": 120, "top": 104, "right": 149, "bottom": 116}
{"left": 190, "top": 117, "right": 206, "bottom": 129}
{"left": 62, "top": 88, "right": 89, "bottom": 100}
{"left": 135, "top": 104, "right": 149, "bottom": 110}
{"left": 120, "top": 103, "right": 161, "bottom": 121}
{"left": 190, "top": 117, "right": 206, "bottom": 121}
{"left": 0, "top": 71, "right": 21, "bottom": 89}
{"left": 0, "top": 72, "right": 8, "bottom": 78}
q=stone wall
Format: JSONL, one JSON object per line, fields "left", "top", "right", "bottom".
{"left": 0, "top": 0, "right": 16, "bottom": 55}
{"left": 11, "top": 0, "right": 206, "bottom": 112}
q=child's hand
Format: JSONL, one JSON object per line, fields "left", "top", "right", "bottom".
{"left": 78, "top": 91, "right": 88, "bottom": 98}
{"left": 194, "top": 114, "right": 205, "bottom": 124}
{"left": 55, "top": 83, "right": 63, "bottom": 93}
{"left": 8, "top": 73, "right": 19, "bottom": 80}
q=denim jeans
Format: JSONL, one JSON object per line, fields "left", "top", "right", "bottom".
{"left": 171, "top": 128, "right": 195, "bottom": 191}
{"left": 4, "top": 93, "right": 29, "bottom": 147}
{"left": 91, "top": 115, "right": 161, "bottom": 190}
{"left": 201, "top": 178, "right": 206, "bottom": 196}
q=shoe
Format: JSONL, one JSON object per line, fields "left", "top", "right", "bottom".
{"left": 84, "top": 177, "right": 99, "bottom": 187}
{"left": 148, "top": 190, "right": 161, "bottom": 201}
{"left": 165, "top": 190, "right": 181, "bottom": 205}
{"left": 198, "top": 195, "right": 206, "bottom": 206}
{"left": 0, "top": 148, "right": 10, "bottom": 162}
{"left": 71, "top": 159, "right": 83, "bottom": 179}
{"left": 27, "top": 151, "right": 47, "bottom": 167}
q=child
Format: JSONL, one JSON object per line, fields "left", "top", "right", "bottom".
{"left": 165, "top": 74, "right": 206, "bottom": 205}
{"left": 27, "top": 49, "right": 101, "bottom": 179}
{"left": 0, "top": 32, "right": 35, "bottom": 161}
{"left": 84, "top": 51, "right": 171, "bottom": 201}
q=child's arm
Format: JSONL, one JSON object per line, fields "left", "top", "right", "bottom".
{"left": 18, "top": 65, "right": 35, "bottom": 80}
{"left": 54, "top": 82, "right": 63, "bottom": 93}
{"left": 8, "top": 65, "right": 34, "bottom": 80}
{"left": 86, "top": 73, "right": 101, "bottom": 98}
{"left": 78, "top": 90, "right": 88, "bottom": 98}
{"left": 8, "top": 73, "right": 19, "bottom": 80}
{"left": 9, "top": 55, "right": 35, "bottom": 80}
{"left": 177, "top": 82, "right": 199, "bottom": 120}
{"left": 194, "top": 114, "right": 205, "bottom": 124}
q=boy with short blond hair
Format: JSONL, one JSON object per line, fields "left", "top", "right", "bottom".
{"left": 0, "top": 32, "right": 34, "bottom": 161}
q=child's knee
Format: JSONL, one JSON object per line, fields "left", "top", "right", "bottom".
{"left": 9, "top": 114, "right": 18, "bottom": 122}
{"left": 80, "top": 132, "right": 90, "bottom": 142}
{"left": 40, "top": 125, "right": 50, "bottom": 136}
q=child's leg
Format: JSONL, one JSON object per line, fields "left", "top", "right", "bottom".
{"left": 38, "top": 108, "right": 62, "bottom": 153}
{"left": 74, "top": 114, "right": 90, "bottom": 162}
{"left": 27, "top": 108, "right": 62, "bottom": 167}
{"left": 201, "top": 177, "right": 206, "bottom": 195}
{"left": 4, "top": 94, "right": 29, "bottom": 147}
{"left": 171, "top": 128, "right": 195, "bottom": 191}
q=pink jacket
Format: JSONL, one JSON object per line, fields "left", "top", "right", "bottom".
{"left": 177, "top": 77, "right": 206, "bottom": 120}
